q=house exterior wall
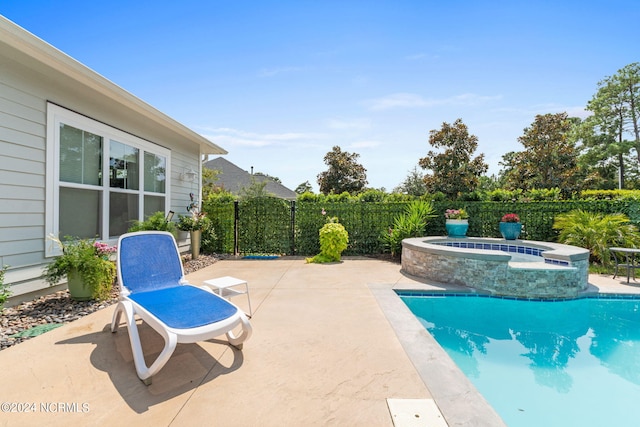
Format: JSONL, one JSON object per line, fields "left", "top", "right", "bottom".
{"left": 0, "top": 49, "right": 204, "bottom": 302}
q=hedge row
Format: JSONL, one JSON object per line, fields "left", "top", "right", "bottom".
{"left": 201, "top": 198, "right": 640, "bottom": 256}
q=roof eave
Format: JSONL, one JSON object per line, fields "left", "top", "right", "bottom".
{"left": 0, "top": 15, "right": 227, "bottom": 155}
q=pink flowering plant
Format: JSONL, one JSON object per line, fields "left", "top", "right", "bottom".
{"left": 501, "top": 213, "right": 520, "bottom": 223}
{"left": 43, "top": 235, "right": 117, "bottom": 300}
{"left": 445, "top": 209, "right": 469, "bottom": 220}
{"left": 93, "top": 241, "right": 117, "bottom": 259}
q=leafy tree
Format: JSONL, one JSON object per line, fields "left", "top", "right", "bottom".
{"left": 238, "top": 177, "right": 273, "bottom": 199}
{"left": 393, "top": 165, "right": 427, "bottom": 196}
{"left": 317, "top": 146, "right": 368, "bottom": 195}
{"left": 476, "top": 174, "right": 501, "bottom": 192}
{"left": 579, "top": 63, "right": 640, "bottom": 189}
{"left": 295, "top": 181, "right": 314, "bottom": 194}
{"left": 419, "top": 119, "right": 487, "bottom": 199}
{"left": 255, "top": 172, "right": 281, "bottom": 184}
{"left": 202, "top": 167, "right": 221, "bottom": 200}
{"left": 501, "top": 113, "right": 582, "bottom": 195}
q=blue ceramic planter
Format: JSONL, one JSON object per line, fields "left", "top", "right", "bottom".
{"left": 499, "top": 222, "right": 522, "bottom": 240}
{"left": 446, "top": 219, "right": 469, "bottom": 238}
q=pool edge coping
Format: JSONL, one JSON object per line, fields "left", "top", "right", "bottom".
{"left": 370, "top": 283, "right": 508, "bottom": 427}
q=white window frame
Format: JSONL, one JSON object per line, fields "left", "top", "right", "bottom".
{"left": 45, "top": 103, "right": 171, "bottom": 256}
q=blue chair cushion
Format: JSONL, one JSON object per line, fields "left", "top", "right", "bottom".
{"left": 119, "top": 234, "right": 184, "bottom": 293}
{"left": 129, "top": 286, "right": 238, "bottom": 329}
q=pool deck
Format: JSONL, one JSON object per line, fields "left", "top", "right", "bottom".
{"left": 1, "top": 257, "right": 638, "bottom": 426}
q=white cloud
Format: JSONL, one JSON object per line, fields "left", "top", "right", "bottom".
{"left": 200, "top": 127, "right": 326, "bottom": 148}
{"left": 364, "top": 92, "right": 502, "bottom": 111}
{"left": 365, "top": 93, "right": 430, "bottom": 110}
{"left": 490, "top": 103, "right": 591, "bottom": 119}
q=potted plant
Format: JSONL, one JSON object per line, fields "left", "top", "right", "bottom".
{"left": 177, "top": 194, "right": 210, "bottom": 260}
{"left": 445, "top": 209, "right": 469, "bottom": 238}
{"left": 43, "top": 235, "right": 116, "bottom": 301}
{"left": 500, "top": 213, "right": 522, "bottom": 240}
{"left": 127, "top": 211, "right": 177, "bottom": 236}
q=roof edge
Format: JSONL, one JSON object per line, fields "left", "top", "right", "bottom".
{"left": 0, "top": 15, "right": 226, "bottom": 155}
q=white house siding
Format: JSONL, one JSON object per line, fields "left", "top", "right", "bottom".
{"left": 0, "top": 20, "right": 223, "bottom": 303}
{"left": 0, "top": 64, "right": 48, "bottom": 299}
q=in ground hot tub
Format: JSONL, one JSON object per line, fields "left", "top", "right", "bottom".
{"left": 401, "top": 237, "right": 590, "bottom": 298}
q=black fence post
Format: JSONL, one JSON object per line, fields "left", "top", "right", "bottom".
{"left": 234, "top": 200, "right": 239, "bottom": 256}
{"left": 290, "top": 200, "right": 296, "bottom": 255}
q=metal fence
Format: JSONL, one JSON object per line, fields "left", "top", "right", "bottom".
{"left": 202, "top": 197, "right": 640, "bottom": 256}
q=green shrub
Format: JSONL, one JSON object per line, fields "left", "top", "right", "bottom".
{"left": 306, "top": 217, "right": 349, "bottom": 263}
{"left": 0, "top": 265, "right": 10, "bottom": 309}
{"left": 43, "top": 238, "right": 116, "bottom": 300}
{"left": 357, "top": 189, "right": 387, "bottom": 202}
{"left": 297, "top": 191, "right": 323, "bottom": 202}
{"left": 579, "top": 189, "right": 640, "bottom": 200}
{"left": 381, "top": 200, "right": 436, "bottom": 257}
{"left": 553, "top": 210, "right": 640, "bottom": 266}
{"left": 488, "top": 189, "right": 522, "bottom": 201}
{"left": 526, "top": 188, "right": 561, "bottom": 201}
{"left": 205, "top": 189, "right": 236, "bottom": 203}
{"left": 127, "top": 211, "right": 177, "bottom": 234}
{"left": 177, "top": 214, "right": 211, "bottom": 231}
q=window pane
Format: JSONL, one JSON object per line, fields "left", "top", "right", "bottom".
{"left": 109, "top": 193, "right": 138, "bottom": 237}
{"left": 59, "top": 123, "right": 102, "bottom": 185}
{"left": 144, "top": 152, "right": 166, "bottom": 193}
{"left": 144, "top": 195, "right": 165, "bottom": 218}
{"left": 110, "top": 140, "right": 139, "bottom": 190}
{"left": 59, "top": 187, "right": 101, "bottom": 239}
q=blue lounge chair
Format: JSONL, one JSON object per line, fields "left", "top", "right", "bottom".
{"left": 111, "top": 231, "right": 252, "bottom": 384}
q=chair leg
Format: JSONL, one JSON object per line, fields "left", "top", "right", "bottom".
{"left": 112, "top": 301, "right": 178, "bottom": 385}
{"left": 226, "top": 312, "right": 253, "bottom": 349}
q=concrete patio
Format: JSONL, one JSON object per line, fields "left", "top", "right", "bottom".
{"left": 0, "top": 257, "right": 638, "bottom": 426}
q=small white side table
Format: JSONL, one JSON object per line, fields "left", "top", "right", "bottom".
{"left": 203, "top": 276, "right": 252, "bottom": 316}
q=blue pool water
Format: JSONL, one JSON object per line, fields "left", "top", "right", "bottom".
{"left": 399, "top": 293, "right": 640, "bottom": 427}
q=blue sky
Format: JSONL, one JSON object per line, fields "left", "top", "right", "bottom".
{"left": 2, "top": 1, "right": 638, "bottom": 192}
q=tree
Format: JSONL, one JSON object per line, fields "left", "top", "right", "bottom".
{"left": 254, "top": 172, "right": 282, "bottom": 184}
{"left": 295, "top": 181, "right": 313, "bottom": 194}
{"left": 201, "top": 167, "right": 221, "bottom": 200}
{"left": 393, "top": 166, "right": 427, "bottom": 196}
{"left": 579, "top": 63, "right": 640, "bottom": 189}
{"left": 418, "top": 119, "right": 487, "bottom": 199}
{"left": 317, "top": 146, "right": 368, "bottom": 195}
{"left": 238, "top": 177, "right": 272, "bottom": 199}
{"left": 501, "top": 113, "right": 582, "bottom": 194}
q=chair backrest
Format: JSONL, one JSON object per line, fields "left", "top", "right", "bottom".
{"left": 117, "top": 231, "right": 185, "bottom": 294}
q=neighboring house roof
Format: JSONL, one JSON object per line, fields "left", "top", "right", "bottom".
{"left": 0, "top": 16, "right": 226, "bottom": 156}
{"left": 204, "top": 157, "right": 297, "bottom": 200}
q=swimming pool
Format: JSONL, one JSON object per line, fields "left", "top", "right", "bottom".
{"left": 399, "top": 292, "right": 640, "bottom": 427}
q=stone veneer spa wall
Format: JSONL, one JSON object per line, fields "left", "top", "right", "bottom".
{"left": 401, "top": 237, "right": 590, "bottom": 299}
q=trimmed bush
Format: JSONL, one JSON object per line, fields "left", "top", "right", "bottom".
{"left": 307, "top": 218, "right": 349, "bottom": 263}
